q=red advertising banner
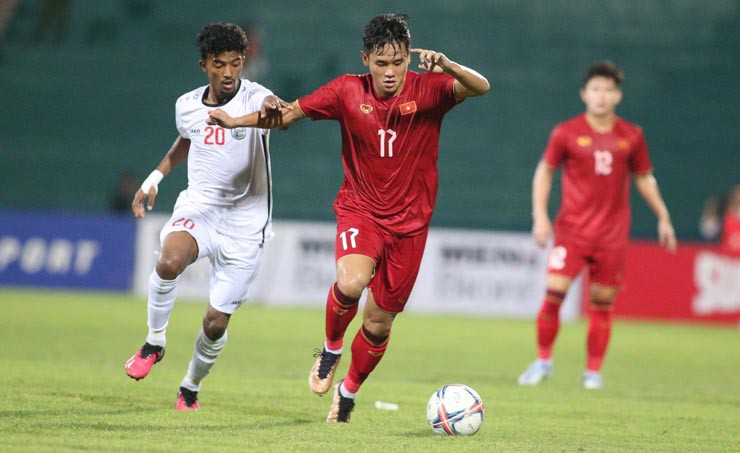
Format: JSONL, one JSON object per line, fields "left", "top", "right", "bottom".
{"left": 606, "top": 241, "right": 740, "bottom": 325}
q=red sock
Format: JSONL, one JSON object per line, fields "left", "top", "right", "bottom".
{"left": 343, "top": 325, "right": 389, "bottom": 393}
{"left": 324, "top": 282, "right": 359, "bottom": 351}
{"left": 537, "top": 290, "right": 565, "bottom": 360}
{"left": 586, "top": 306, "right": 612, "bottom": 372}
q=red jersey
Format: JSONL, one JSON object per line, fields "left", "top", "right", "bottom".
{"left": 542, "top": 114, "right": 652, "bottom": 247}
{"left": 720, "top": 210, "right": 740, "bottom": 256}
{"left": 298, "top": 71, "right": 462, "bottom": 235}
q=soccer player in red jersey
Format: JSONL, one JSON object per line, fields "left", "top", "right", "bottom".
{"left": 718, "top": 186, "right": 740, "bottom": 256}
{"left": 518, "top": 61, "right": 677, "bottom": 390}
{"left": 207, "top": 13, "right": 490, "bottom": 421}
{"left": 701, "top": 185, "right": 740, "bottom": 256}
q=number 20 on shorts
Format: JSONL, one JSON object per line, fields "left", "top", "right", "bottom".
{"left": 340, "top": 227, "right": 359, "bottom": 250}
{"left": 172, "top": 217, "right": 196, "bottom": 230}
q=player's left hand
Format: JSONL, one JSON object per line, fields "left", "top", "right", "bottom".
{"left": 207, "top": 109, "right": 237, "bottom": 128}
{"left": 410, "top": 48, "right": 451, "bottom": 73}
{"left": 658, "top": 218, "right": 677, "bottom": 253}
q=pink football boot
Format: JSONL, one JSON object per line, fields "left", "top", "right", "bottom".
{"left": 175, "top": 387, "right": 199, "bottom": 411}
{"left": 124, "top": 343, "right": 165, "bottom": 380}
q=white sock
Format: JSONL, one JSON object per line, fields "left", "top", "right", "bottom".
{"left": 146, "top": 329, "right": 166, "bottom": 347}
{"left": 324, "top": 341, "right": 343, "bottom": 355}
{"left": 146, "top": 270, "right": 178, "bottom": 346}
{"left": 339, "top": 381, "right": 356, "bottom": 399}
{"left": 181, "top": 329, "right": 228, "bottom": 392}
{"left": 537, "top": 358, "right": 553, "bottom": 366}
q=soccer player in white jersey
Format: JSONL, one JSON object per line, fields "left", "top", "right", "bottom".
{"left": 124, "top": 22, "right": 290, "bottom": 411}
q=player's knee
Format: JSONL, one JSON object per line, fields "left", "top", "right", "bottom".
{"left": 203, "top": 322, "right": 226, "bottom": 341}
{"left": 546, "top": 274, "right": 572, "bottom": 294}
{"left": 362, "top": 315, "right": 392, "bottom": 340}
{"left": 336, "top": 271, "right": 372, "bottom": 298}
{"left": 156, "top": 254, "right": 189, "bottom": 279}
{"left": 590, "top": 285, "right": 618, "bottom": 307}
{"left": 202, "top": 312, "right": 229, "bottom": 340}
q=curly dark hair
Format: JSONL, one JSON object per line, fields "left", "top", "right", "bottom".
{"left": 583, "top": 60, "right": 624, "bottom": 87}
{"left": 362, "top": 13, "right": 411, "bottom": 54}
{"left": 196, "top": 22, "right": 249, "bottom": 59}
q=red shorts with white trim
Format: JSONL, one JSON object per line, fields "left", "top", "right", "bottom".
{"left": 546, "top": 236, "right": 626, "bottom": 287}
{"left": 335, "top": 214, "right": 428, "bottom": 313}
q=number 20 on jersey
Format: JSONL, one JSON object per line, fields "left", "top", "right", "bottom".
{"left": 205, "top": 126, "right": 225, "bottom": 145}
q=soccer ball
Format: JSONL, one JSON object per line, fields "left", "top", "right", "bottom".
{"left": 426, "top": 384, "right": 484, "bottom": 436}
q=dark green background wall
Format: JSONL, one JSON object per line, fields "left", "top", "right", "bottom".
{"left": 2, "top": 0, "right": 738, "bottom": 240}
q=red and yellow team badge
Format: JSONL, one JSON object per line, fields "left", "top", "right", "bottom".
{"left": 360, "top": 104, "right": 373, "bottom": 114}
{"left": 399, "top": 101, "right": 417, "bottom": 115}
{"left": 618, "top": 139, "right": 631, "bottom": 150}
{"left": 576, "top": 136, "right": 593, "bottom": 147}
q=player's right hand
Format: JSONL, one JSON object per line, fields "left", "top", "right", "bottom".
{"left": 532, "top": 218, "right": 553, "bottom": 248}
{"left": 410, "top": 48, "right": 450, "bottom": 73}
{"left": 132, "top": 187, "right": 157, "bottom": 219}
{"left": 658, "top": 218, "right": 677, "bottom": 253}
{"left": 258, "top": 95, "right": 291, "bottom": 129}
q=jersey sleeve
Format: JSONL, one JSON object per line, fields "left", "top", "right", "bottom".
{"left": 246, "top": 83, "right": 275, "bottom": 113}
{"left": 425, "top": 73, "right": 463, "bottom": 116}
{"left": 175, "top": 97, "right": 189, "bottom": 139}
{"left": 298, "top": 76, "right": 344, "bottom": 121}
{"left": 629, "top": 127, "right": 653, "bottom": 174}
{"left": 542, "top": 125, "right": 567, "bottom": 168}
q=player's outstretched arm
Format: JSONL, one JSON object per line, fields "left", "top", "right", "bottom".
{"left": 410, "top": 48, "right": 490, "bottom": 98}
{"left": 207, "top": 98, "right": 307, "bottom": 130}
{"left": 634, "top": 172, "right": 677, "bottom": 252}
{"left": 132, "top": 136, "right": 190, "bottom": 219}
{"left": 532, "top": 160, "right": 556, "bottom": 248}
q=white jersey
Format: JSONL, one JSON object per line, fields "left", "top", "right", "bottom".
{"left": 175, "top": 79, "right": 274, "bottom": 243}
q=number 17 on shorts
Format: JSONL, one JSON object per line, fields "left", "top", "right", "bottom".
{"left": 339, "top": 228, "right": 359, "bottom": 250}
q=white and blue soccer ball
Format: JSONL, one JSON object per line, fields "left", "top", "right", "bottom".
{"left": 426, "top": 384, "right": 484, "bottom": 436}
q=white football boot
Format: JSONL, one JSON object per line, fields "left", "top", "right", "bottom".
{"left": 517, "top": 359, "right": 553, "bottom": 386}
{"left": 582, "top": 371, "right": 605, "bottom": 390}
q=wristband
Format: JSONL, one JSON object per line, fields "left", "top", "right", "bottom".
{"left": 141, "top": 170, "right": 164, "bottom": 194}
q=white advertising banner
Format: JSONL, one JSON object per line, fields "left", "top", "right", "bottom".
{"left": 406, "top": 228, "right": 581, "bottom": 320}
{"left": 134, "top": 219, "right": 580, "bottom": 320}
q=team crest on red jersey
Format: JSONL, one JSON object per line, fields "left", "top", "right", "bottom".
{"left": 576, "top": 136, "right": 593, "bottom": 147}
{"left": 399, "top": 101, "right": 417, "bottom": 115}
{"left": 360, "top": 104, "right": 373, "bottom": 114}
{"left": 618, "top": 139, "right": 631, "bottom": 150}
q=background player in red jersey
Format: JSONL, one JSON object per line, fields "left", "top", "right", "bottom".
{"left": 518, "top": 61, "right": 677, "bottom": 390}
{"left": 207, "top": 13, "right": 490, "bottom": 421}
{"left": 700, "top": 185, "right": 740, "bottom": 256}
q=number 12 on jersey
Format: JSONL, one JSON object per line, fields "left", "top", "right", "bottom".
{"left": 594, "top": 150, "right": 613, "bottom": 175}
{"left": 378, "top": 129, "right": 397, "bottom": 157}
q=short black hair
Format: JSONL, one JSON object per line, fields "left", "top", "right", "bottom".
{"left": 362, "top": 14, "right": 411, "bottom": 54}
{"left": 583, "top": 60, "right": 624, "bottom": 87}
{"left": 196, "top": 22, "right": 249, "bottom": 59}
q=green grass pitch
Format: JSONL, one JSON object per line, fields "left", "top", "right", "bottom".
{"left": 1, "top": 289, "right": 738, "bottom": 451}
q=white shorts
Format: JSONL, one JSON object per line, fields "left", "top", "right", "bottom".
{"left": 159, "top": 191, "right": 263, "bottom": 315}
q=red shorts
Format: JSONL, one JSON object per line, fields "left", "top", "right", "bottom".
{"left": 335, "top": 214, "right": 428, "bottom": 313}
{"left": 546, "top": 236, "right": 626, "bottom": 287}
